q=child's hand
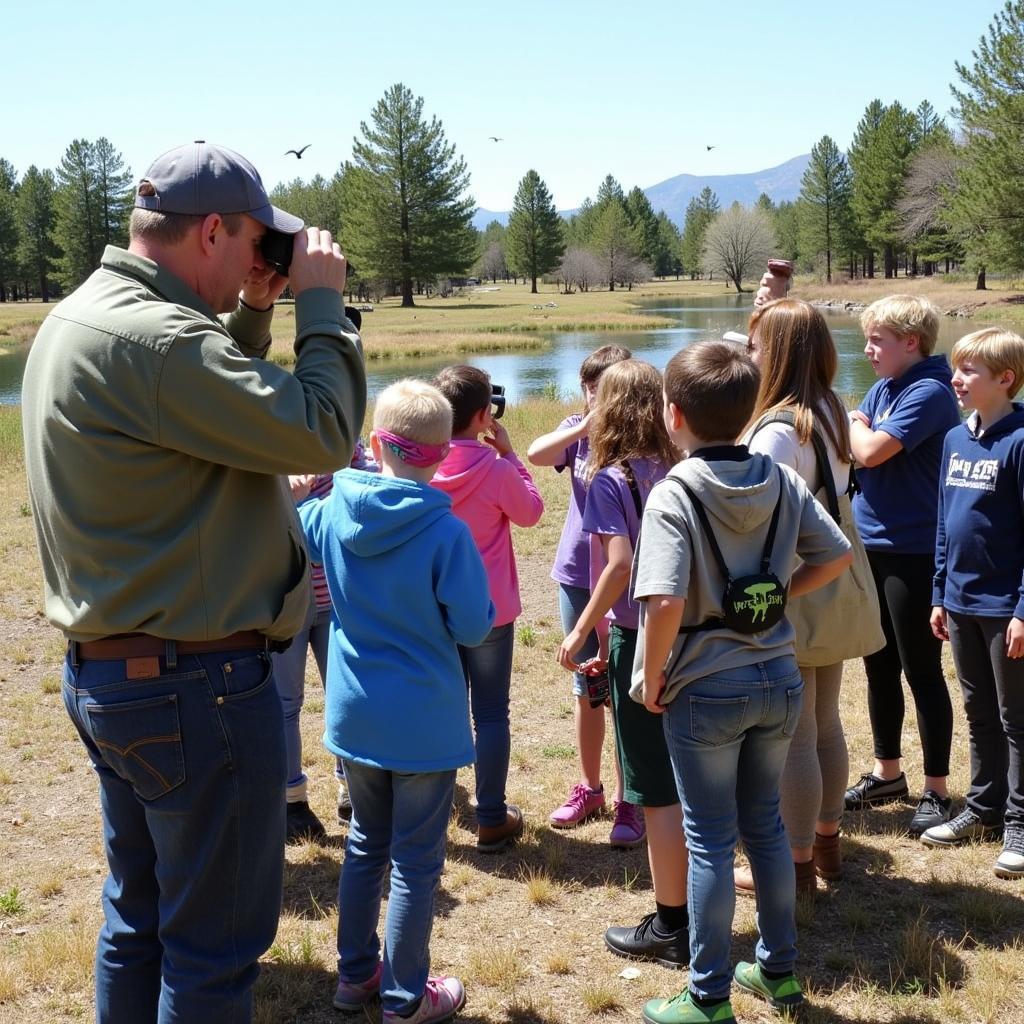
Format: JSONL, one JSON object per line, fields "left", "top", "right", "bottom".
{"left": 849, "top": 410, "right": 871, "bottom": 427}
{"left": 1007, "top": 618, "right": 1024, "bottom": 659}
{"left": 643, "top": 671, "right": 666, "bottom": 714}
{"left": 288, "top": 474, "right": 316, "bottom": 501}
{"left": 483, "top": 422, "right": 513, "bottom": 457}
{"left": 557, "top": 630, "right": 584, "bottom": 671}
{"left": 930, "top": 606, "right": 949, "bottom": 642}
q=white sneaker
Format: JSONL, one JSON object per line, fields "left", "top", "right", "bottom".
{"left": 995, "top": 826, "right": 1024, "bottom": 879}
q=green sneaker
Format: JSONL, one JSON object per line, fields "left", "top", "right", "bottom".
{"left": 733, "top": 961, "right": 804, "bottom": 1016}
{"left": 642, "top": 989, "right": 735, "bottom": 1024}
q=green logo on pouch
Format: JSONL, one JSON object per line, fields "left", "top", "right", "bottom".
{"left": 733, "top": 582, "right": 784, "bottom": 624}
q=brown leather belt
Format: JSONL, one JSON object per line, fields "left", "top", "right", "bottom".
{"left": 74, "top": 630, "right": 271, "bottom": 660}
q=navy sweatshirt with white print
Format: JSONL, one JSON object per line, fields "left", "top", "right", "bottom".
{"left": 933, "top": 404, "right": 1024, "bottom": 619}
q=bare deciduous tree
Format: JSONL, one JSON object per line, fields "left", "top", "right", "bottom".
{"left": 558, "top": 247, "right": 602, "bottom": 294}
{"left": 479, "top": 241, "right": 507, "bottom": 283}
{"left": 898, "top": 146, "right": 960, "bottom": 241}
{"left": 702, "top": 205, "right": 776, "bottom": 292}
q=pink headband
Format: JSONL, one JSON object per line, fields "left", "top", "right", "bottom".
{"left": 375, "top": 429, "right": 450, "bottom": 468}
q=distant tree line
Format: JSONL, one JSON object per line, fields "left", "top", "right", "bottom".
{"left": 7, "top": 4, "right": 1024, "bottom": 303}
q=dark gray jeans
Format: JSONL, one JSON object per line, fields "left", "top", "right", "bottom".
{"left": 948, "top": 611, "right": 1024, "bottom": 828}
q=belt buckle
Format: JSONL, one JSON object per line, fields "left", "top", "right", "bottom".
{"left": 126, "top": 656, "right": 160, "bottom": 679}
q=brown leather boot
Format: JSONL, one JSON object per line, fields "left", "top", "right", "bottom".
{"left": 477, "top": 804, "right": 524, "bottom": 853}
{"left": 813, "top": 830, "right": 842, "bottom": 880}
{"left": 736, "top": 860, "right": 816, "bottom": 898}
{"left": 795, "top": 857, "right": 817, "bottom": 898}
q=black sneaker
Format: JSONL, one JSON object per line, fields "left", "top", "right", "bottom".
{"left": 843, "top": 772, "right": 909, "bottom": 810}
{"left": 286, "top": 800, "right": 327, "bottom": 844}
{"left": 605, "top": 912, "right": 689, "bottom": 969}
{"left": 908, "top": 790, "right": 953, "bottom": 836}
{"left": 337, "top": 782, "right": 353, "bottom": 823}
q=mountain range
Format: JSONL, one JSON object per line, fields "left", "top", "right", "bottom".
{"left": 471, "top": 153, "right": 811, "bottom": 232}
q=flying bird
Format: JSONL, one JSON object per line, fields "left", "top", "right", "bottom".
{"left": 285, "top": 144, "right": 312, "bottom": 159}
{"left": 706, "top": 145, "right": 716, "bottom": 151}
{"left": 488, "top": 136, "right": 503, "bottom": 142}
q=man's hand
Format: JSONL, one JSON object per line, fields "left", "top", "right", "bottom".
{"left": 930, "top": 606, "right": 949, "bottom": 642}
{"left": 240, "top": 266, "right": 289, "bottom": 310}
{"left": 1007, "top": 617, "right": 1024, "bottom": 659}
{"left": 643, "top": 671, "right": 666, "bottom": 714}
{"left": 483, "top": 422, "right": 513, "bottom": 457}
{"left": 288, "top": 227, "right": 348, "bottom": 297}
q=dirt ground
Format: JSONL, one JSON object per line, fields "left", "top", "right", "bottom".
{"left": 2, "top": 401, "right": 1024, "bottom": 1024}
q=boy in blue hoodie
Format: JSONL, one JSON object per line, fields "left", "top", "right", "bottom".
{"left": 924, "top": 329, "right": 1024, "bottom": 880}
{"left": 300, "top": 379, "right": 495, "bottom": 1024}
{"left": 845, "top": 295, "right": 961, "bottom": 836}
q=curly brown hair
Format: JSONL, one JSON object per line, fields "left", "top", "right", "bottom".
{"left": 585, "top": 359, "right": 677, "bottom": 481}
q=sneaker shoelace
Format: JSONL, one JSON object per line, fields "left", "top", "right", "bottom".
{"left": 947, "top": 808, "right": 982, "bottom": 833}
{"left": 1004, "top": 828, "right": 1024, "bottom": 854}
{"left": 562, "top": 783, "right": 590, "bottom": 814}
{"left": 916, "top": 792, "right": 947, "bottom": 817}
{"left": 614, "top": 801, "right": 643, "bottom": 832}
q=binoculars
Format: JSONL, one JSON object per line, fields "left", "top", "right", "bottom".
{"left": 260, "top": 229, "right": 356, "bottom": 279}
{"left": 491, "top": 384, "right": 506, "bottom": 419}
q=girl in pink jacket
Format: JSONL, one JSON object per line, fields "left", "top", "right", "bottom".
{"left": 432, "top": 365, "right": 544, "bottom": 852}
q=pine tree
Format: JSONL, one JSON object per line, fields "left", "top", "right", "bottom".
{"left": 269, "top": 173, "right": 343, "bottom": 237}
{"left": 16, "top": 166, "right": 59, "bottom": 302}
{"left": 952, "top": 0, "right": 1024, "bottom": 283}
{"left": 589, "top": 202, "right": 636, "bottom": 291}
{"left": 680, "top": 187, "right": 720, "bottom": 279}
{"left": 93, "top": 138, "right": 132, "bottom": 250}
{"left": 653, "top": 211, "right": 682, "bottom": 278}
{"left": 623, "top": 186, "right": 659, "bottom": 266}
{"left": 505, "top": 170, "right": 564, "bottom": 293}
{"left": 798, "top": 135, "right": 853, "bottom": 282}
{"left": 0, "top": 160, "right": 18, "bottom": 301}
{"left": 341, "top": 84, "right": 476, "bottom": 307}
{"left": 595, "top": 174, "right": 626, "bottom": 211}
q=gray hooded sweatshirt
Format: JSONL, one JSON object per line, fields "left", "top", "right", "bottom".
{"left": 629, "top": 446, "right": 850, "bottom": 706}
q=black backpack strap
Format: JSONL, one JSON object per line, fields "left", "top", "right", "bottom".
{"left": 759, "top": 467, "right": 784, "bottom": 573}
{"left": 622, "top": 462, "right": 643, "bottom": 518}
{"left": 678, "top": 480, "right": 731, "bottom": 585}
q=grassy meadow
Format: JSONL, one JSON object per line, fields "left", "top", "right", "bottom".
{"left": 2, "top": 386, "right": 1024, "bottom": 1024}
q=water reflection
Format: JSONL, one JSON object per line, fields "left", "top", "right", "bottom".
{"left": 0, "top": 293, "right": 968, "bottom": 407}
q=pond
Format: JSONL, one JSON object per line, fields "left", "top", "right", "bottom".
{"left": 0, "top": 293, "right": 971, "bottom": 407}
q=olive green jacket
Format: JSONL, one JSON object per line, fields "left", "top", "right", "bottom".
{"left": 22, "top": 246, "right": 366, "bottom": 642}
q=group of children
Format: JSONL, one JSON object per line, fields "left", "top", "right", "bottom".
{"left": 282, "top": 290, "right": 1024, "bottom": 1024}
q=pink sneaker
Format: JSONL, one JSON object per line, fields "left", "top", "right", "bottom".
{"left": 333, "top": 960, "right": 382, "bottom": 1010}
{"left": 549, "top": 782, "right": 606, "bottom": 828}
{"left": 609, "top": 801, "right": 646, "bottom": 849}
{"left": 382, "top": 975, "right": 466, "bottom": 1023}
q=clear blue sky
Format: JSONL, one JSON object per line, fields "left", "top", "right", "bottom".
{"left": 7, "top": 0, "right": 994, "bottom": 212}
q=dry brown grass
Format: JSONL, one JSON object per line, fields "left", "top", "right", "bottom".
{"left": 3, "top": 398, "right": 1024, "bottom": 1023}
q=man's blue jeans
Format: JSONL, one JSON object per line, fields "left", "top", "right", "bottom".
{"left": 338, "top": 761, "right": 455, "bottom": 1015}
{"left": 62, "top": 647, "right": 286, "bottom": 1024}
{"left": 458, "top": 622, "right": 515, "bottom": 827}
{"left": 662, "top": 656, "right": 803, "bottom": 1002}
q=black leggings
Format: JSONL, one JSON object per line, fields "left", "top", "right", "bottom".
{"left": 863, "top": 550, "right": 952, "bottom": 778}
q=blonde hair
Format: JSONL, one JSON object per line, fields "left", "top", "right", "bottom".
{"left": 745, "top": 299, "right": 851, "bottom": 462}
{"left": 585, "top": 360, "right": 677, "bottom": 481}
{"left": 373, "top": 379, "right": 453, "bottom": 445}
{"left": 951, "top": 328, "right": 1024, "bottom": 399}
{"left": 860, "top": 294, "right": 941, "bottom": 356}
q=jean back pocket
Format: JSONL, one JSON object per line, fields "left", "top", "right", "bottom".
{"left": 86, "top": 693, "right": 186, "bottom": 802}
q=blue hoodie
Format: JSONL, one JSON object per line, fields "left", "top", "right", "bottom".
{"left": 933, "top": 405, "right": 1024, "bottom": 619}
{"left": 853, "top": 354, "right": 960, "bottom": 553}
{"left": 300, "top": 468, "right": 496, "bottom": 772}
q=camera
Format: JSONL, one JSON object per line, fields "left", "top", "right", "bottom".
{"left": 260, "top": 229, "right": 358, "bottom": 279}
{"left": 491, "top": 384, "right": 506, "bottom": 419}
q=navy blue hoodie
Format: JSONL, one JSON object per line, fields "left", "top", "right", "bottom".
{"left": 933, "top": 406, "right": 1024, "bottom": 619}
{"left": 853, "top": 355, "right": 960, "bottom": 553}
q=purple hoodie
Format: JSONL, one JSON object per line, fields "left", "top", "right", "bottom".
{"left": 432, "top": 439, "right": 544, "bottom": 625}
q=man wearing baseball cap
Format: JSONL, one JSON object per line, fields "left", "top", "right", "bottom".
{"left": 21, "top": 141, "right": 366, "bottom": 1023}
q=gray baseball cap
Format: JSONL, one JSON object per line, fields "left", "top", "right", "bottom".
{"left": 134, "top": 140, "right": 304, "bottom": 234}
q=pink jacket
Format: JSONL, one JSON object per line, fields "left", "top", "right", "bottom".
{"left": 432, "top": 440, "right": 544, "bottom": 626}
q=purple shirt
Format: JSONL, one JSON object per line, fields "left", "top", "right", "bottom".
{"left": 550, "top": 414, "right": 592, "bottom": 588}
{"left": 582, "top": 456, "right": 667, "bottom": 629}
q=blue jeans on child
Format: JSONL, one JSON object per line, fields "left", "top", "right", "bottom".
{"left": 271, "top": 604, "right": 338, "bottom": 794}
{"left": 458, "top": 622, "right": 515, "bottom": 827}
{"left": 661, "top": 655, "right": 803, "bottom": 1002}
{"left": 338, "top": 761, "right": 456, "bottom": 1014}
{"left": 62, "top": 647, "right": 286, "bottom": 1024}
{"left": 558, "top": 583, "right": 599, "bottom": 698}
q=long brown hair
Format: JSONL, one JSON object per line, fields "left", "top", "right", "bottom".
{"left": 745, "top": 299, "right": 851, "bottom": 462}
{"left": 585, "top": 359, "right": 677, "bottom": 481}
